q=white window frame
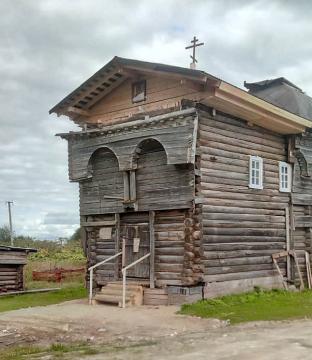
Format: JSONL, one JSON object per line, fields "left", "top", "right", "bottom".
{"left": 249, "top": 156, "right": 263, "bottom": 189}
{"left": 279, "top": 162, "right": 292, "bottom": 192}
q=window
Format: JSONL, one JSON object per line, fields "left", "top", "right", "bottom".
{"left": 132, "top": 80, "right": 146, "bottom": 103}
{"left": 249, "top": 156, "right": 263, "bottom": 189}
{"left": 279, "top": 162, "right": 292, "bottom": 192}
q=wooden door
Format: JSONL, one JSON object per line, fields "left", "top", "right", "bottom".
{"left": 120, "top": 223, "right": 150, "bottom": 278}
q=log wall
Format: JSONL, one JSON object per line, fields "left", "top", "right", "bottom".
{"left": 198, "top": 109, "right": 290, "bottom": 283}
{"left": 0, "top": 250, "right": 27, "bottom": 292}
{"left": 291, "top": 132, "right": 312, "bottom": 283}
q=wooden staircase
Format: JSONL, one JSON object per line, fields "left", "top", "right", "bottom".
{"left": 92, "top": 281, "right": 144, "bottom": 307}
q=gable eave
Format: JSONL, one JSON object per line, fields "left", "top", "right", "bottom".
{"left": 49, "top": 57, "right": 217, "bottom": 118}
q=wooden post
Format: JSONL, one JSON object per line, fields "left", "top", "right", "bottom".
{"left": 122, "top": 237, "right": 126, "bottom": 268}
{"left": 115, "top": 213, "right": 120, "bottom": 280}
{"left": 289, "top": 201, "right": 295, "bottom": 281}
{"left": 130, "top": 170, "right": 136, "bottom": 201}
{"left": 285, "top": 206, "right": 291, "bottom": 280}
{"left": 149, "top": 211, "right": 155, "bottom": 289}
{"left": 123, "top": 172, "right": 130, "bottom": 202}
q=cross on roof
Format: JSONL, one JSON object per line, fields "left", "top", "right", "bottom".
{"left": 185, "top": 36, "right": 204, "bottom": 69}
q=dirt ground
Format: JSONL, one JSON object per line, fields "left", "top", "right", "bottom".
{"left": 1, "top": 300, "right": 312, "bottom": 359}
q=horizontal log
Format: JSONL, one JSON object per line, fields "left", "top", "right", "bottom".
{"left": 204, "top": 255, "right": 280, "bottom": 267}
{"left": 203, "top": 205, "right": 285, "bottom": 216}
{"left": 204, "top": 198, "right": 288, "bottom": 210}
{"left": 203, "top": 228, "right": 286, "bottom": 236}
{"left": 155, "top": 255, "right": 184, "bottom": 264}
{"left": 203, "top": 243, "right": 286, "bottom": 251}
{"left": 200, "top": 142, "right": 285, "bottom": 162}
{"left": 204, "top": 269, "right": 282, "bottom": 282}
{"left": 199, "top": 113, "right": 284, "bottom": 144}
{"left": 204, "top": 249, "right": 284, "bottom": 260}
{"left": 203, "top": 220, "right": 285, "bottom": 229}
{"left": 202, "top": 213, "right": 285, "bottom": 223}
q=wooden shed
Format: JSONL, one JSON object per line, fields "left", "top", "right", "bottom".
{"left": 50, "top": 57, "right": 312, "bottom": 305}
{"left": 0, "top": 245, "right": 36, "bottom": 292}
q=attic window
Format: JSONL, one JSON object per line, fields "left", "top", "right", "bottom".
{"left": 132, "top": 80, "right": 146, "bottom": 103}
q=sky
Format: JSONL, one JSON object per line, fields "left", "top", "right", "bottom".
{"left": 1, "top": 0, "right": 312, "bottom": 240}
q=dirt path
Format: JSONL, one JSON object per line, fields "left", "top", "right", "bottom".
{"left": 1, "top": 300, "right": 312, "bottom": 359}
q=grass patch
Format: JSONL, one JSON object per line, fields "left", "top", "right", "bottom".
{"left": 1, "top": 341, "right": 157, "bottom": 360}
{"left": 0, "top": 284, "right": 87, "bottom": 313}
{"left": 179, "top": 288, "right": 312, "bottom": 324}
{"left": 1, "top": 345, "right": 43, "bottom": 360}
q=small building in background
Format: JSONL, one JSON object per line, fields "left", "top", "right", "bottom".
{"left": 0, "top": 245, "right": 37, "bottom": 293}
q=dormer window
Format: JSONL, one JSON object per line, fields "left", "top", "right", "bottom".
{"left": 132, "top": 80, "right": 146, "bottom": 103}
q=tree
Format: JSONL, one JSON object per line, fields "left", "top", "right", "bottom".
{"left": 0, "top": 225, "right": 11, "bottom": 245}
{"left": 67, "top": 227, "right": 81, "bottom": 246}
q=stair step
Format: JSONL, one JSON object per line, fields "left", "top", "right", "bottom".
{"left": 100, "top": 288, "right": 138, "bottom": 296}
{"left": 102, "top": 285, "right": 140, "bottom": 292}
{"left": 105, "top": 283, "right": 141, "bottom": 290}
{"left": 94, "top": 294, "right": 131, "bottom": 304}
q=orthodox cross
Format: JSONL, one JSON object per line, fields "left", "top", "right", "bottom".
{"left": 185, "top": 36, "right": 204, "bottom": 69}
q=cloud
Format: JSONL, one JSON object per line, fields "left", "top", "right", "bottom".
{"left": 0, "top": 0, "right": 311, "bottom": 239}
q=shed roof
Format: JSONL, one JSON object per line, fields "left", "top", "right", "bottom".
{"left": 0, "top": 245, "right": 37, "bottom": 253}
{"left": 244, "top": 77, "right": 312, "bottom": 122}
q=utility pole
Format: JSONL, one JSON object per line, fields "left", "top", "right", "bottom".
{"left": 6, "top": 201, "right": 14, "bottom": 246}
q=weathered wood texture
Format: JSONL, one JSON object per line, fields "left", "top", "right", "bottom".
{"left": 85, "top": 213, "right": 117, "bottom": 287}
{"left": 80, "top": 148, "right": 124, "bottom": 215}
{"left": 291, "top": 133, "right": 312, "bottom": 284}
{"left": 77, "top": 113, "right": 196, "bottom": 215}
{"left": 0, "top": 249, "right": 28, "bottom": 291}
{"left": 88, "top": 76, "right": 203, "bottom": 125}
{"left": 154, "top": 210, "right": 185, "bottom": 286}
{"left": 198, "top": 110, "right": 290, "bottom": 283}
{"left": 136, "top": 139, "right": 194, "bottom": 211}
{"left": 66, "top": 109, "right": 197, "bottom": 180}
{"left": 154, "top": 209, "right": 202, "bottom": 287}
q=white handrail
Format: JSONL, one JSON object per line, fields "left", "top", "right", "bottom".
{"left": 121, "top": 252, "right": 151, "bottom": 308}
{"left": 88, "top": 251, "right": 122, "bottom": 305}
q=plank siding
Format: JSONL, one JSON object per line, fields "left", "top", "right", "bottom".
{"left": 136, "top": 140, "right": 194, "bottom": 211}
{"left": 80, "top": 147, "right": 124, "bottom": 215}
{"left": 198, "top": 110, "right": 289, "bottom": 283}
{"left": 88, "top": 76, "right": 202, "bottom": 125}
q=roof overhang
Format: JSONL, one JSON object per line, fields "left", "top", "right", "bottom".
{"left": 49, "top": 57, "right": 217, "bottom": 118}
{"left": 203, "top": 81, "right": 312, "bottom": 134}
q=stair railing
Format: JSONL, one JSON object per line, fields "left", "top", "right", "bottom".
{"left": 88, "top": 251, "right": 123, "bottom": 305}
{"left": 122, "top": 252, "right": 151, "bottom": 308}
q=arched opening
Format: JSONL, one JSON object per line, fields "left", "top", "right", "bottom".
{"left": 82, "top": 147, "right": 124, "bottom": 214}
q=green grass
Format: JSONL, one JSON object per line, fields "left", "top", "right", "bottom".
{"left": 0, "top": 342, "right": 99, "bottom": 360}
{"left": 1, "top": 341, "right": 158, "bottom": 360}
{"left": 0, "top": 284, "right": 87, "bottom": 313}
{"left": 179, "top": 288, "right": 312, "bottom": 324}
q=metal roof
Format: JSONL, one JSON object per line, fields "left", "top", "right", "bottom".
{"left": 245, "top": 77, "right": 312, "bottom": 122}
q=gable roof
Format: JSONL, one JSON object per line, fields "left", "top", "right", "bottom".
{"left": 49, "top": 56, "right": 219, "bottom": 116}
{"left": 245, "top": 77, "right": 312, "bottom": 122}
{"left": 50, "top": 57, "right": 312, "bottom": 134}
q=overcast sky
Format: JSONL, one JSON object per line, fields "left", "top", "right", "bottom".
{"left": 1, "top": 0, "right": 312, "bottom": 240}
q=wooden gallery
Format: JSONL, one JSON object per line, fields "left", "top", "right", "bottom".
{"left": 50, "top": 57, "right": 312, "bottom": 306}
